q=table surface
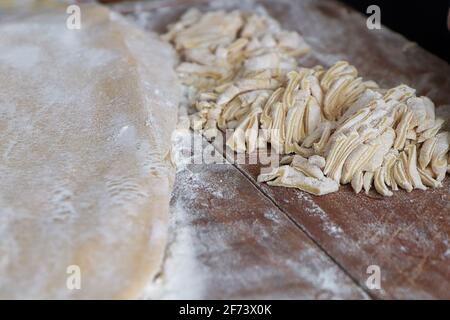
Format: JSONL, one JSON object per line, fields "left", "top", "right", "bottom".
{"left": 107, "top": 0, "right": 450, "bottom": 299}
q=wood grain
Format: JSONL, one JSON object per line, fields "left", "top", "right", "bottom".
{"left": 167, "top": 134, "right": 368, "bottom": 299}
{"left": 221, "top": 145, "right": 450, "bottom": 299}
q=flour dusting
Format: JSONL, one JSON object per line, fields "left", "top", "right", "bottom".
{"left": 141, "top": 203, "right": 206, "bottom": 299}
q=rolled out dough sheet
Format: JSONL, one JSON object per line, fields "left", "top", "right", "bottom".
{"left": 0, "top": 3, "right": 181, "bottom": 299}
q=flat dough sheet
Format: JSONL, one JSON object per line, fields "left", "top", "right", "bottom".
{"left": 0, "top": 3, "right": 181, "bottom": 298}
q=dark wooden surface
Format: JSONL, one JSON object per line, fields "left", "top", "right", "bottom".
{"left": 109, "top": 0, "right": 450, "bottom": 299}
{"left": 166, "top": 134, "right": 368, "bottom": 299}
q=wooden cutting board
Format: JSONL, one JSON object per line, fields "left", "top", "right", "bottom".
{"left": 107, "top": 0, "right": 450, "bottom": 299}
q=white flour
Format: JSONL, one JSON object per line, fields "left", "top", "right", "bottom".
{"left": 141, "top": 203, "right": 206, "bottom": 299}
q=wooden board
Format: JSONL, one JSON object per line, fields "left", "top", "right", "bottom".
{"left": 156, "top": 132, "right": 368, "bottom": 299}
{"left": 109, "top": 0, "right": 450, "bottom": 299}
{"left": 218, "top": 146, "right": 450, "bottom": 299}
